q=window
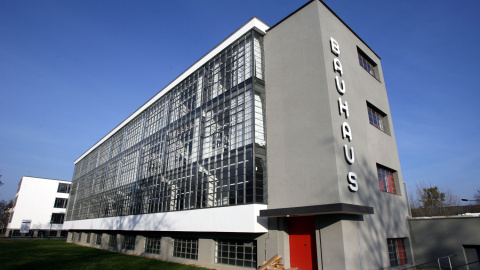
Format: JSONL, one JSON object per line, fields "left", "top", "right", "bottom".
{"left": 53, "top": 198, "right": 68, "bottom": 208}
{"left": 108, "top": 234, "right": 117, "bottom": 248}
{"left": 145, "top": 237, "right": 161, "bottom": 254}
{"left": 50, "top": 213, "right": 65, "bottom": 224}
{"left": 215, "top": 239, "right": 257, "bottom": 268}
{"left": 86, "top": 233, "right": 91, "bottom": 243}
{"left": 60, "top": 231, "right": 68, "bottom": 237}
{"left": 95, "top": 234, "right": 102, "bottom": 245}
{"left": 377, "top": 165, "right": 396, "bottom": 194}
{"left": 388, "top": 238, "right": 407, "bottom": 266}
{"left": 122, "top": 235, "right": 136, "bottom": 250}
{"left": 77, "top": 232, "right": 82, "bottom": 242}
{"left": 367, "top": 103, "right": 387, "bottom": 132}
{"left": 57, "top": 183, "right": 71, "bottom": 193}
{"left": 67, "top": 32, "right": 266, "bottom": 223}
{"left": 173, "top": 238, "right": 198, "bottom": 260}
{"left": 358, "top": 47, "right": 378, "bottom": 79}
{"left": 12, "top": 230, "right": 21, "bottom": 237}
{"left": 49, "top": 231, "right": 57, "bottom": 237}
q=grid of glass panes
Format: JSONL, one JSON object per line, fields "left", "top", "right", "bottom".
{"left": 145, "top": 237, "right": 161, "bottom": 254}
{"left": 86, "top": 233, "right": 91, "bottom": 243}
{"left": 173, "top": 238, "right": 198, "bottom": 260}
{"left": 368, "top": 106, "right": 384, "bottom": 131}
{"left": 77, "top": 232, "right": 82, "bottom": 242}
{"left": 123, "top": 235, "right": 136, "bottom": 250}
{"left": 95, "top": 234, "right": 102, "bottom": 245}
{"left": 215, "top": 239, "right": 257, "bottom": 268}
{"left": 49, "top": 231, "right": 57, "bottom": 237}
{"left": 388, "top": 238, "right": 407, "bottom": 266}
{"left": 108, "top": 234, "right": 117, "bottom": 248}
{"left": 377, "top": 165, "right": 396, "bottom": 194}
{"left": 67, "top": 30, "right": 266, "bottom": 221}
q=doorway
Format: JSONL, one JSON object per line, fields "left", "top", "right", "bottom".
{"left": 289, "top": 216, "right": 318, "bottom": 270}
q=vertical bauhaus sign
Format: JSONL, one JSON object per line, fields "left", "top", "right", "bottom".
{"left": 330, "top": 37, "right": 358, "bottom": 192}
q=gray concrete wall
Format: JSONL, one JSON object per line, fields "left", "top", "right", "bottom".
{"left": 409, "top": 217, "right": 480, "bottom": 269}
{"left": 264, "top": 1, "right": 411, "bottom": 269}
{"left": 264, "top": 0, "right": 339, "bottom": 210}
{"left": 67, "top": 230, "right": 266, "bottom": 270}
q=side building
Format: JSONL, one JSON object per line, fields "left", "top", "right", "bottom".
{"left": 6, "top": 176, "right": 71, "bottom": 238}
{"left": 64, "top": 1, "right": 411, "bottom": 269}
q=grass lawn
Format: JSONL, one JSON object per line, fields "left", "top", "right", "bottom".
{"left": 0, "top": 239, "right": 211, "bottom": 270}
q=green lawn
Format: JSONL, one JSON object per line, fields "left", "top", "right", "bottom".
{"left": 0, "top": 239, "right": 210, "bottom": 270}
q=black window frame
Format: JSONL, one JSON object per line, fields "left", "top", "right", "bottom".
{"left": 50, "top": 213, "right": 65, "bottom": 224}
{"left": 367, "top": 102, "right": 389, "bottom": 134}
{"left": 358, "top": 47, "right": 379, "bottom": 80}
{"left": 53, "top": 198, "right": 68, "bottom": 208}
{"left": 57, "top": 183, "right": 71, "bottom": 193}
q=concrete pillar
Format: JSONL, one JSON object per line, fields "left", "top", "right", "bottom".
{"left": 160, "top": 237, "right": 172, "bottom": 261}
{"left": 135, "top": 235, "right": 146, "bottom": 256}
{"left": 198, "top": 238, "right": 215, "bottom": 264}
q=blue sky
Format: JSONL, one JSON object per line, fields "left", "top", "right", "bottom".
{"left": 1, "top": 0, "right": 479, "bottom": 202}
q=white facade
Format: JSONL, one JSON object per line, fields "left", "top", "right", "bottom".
{"left": 64, "top": 204, "right": 267, "bottom": 233}
{"left": 7, "top": 176, "right": 71, "bottom": 237}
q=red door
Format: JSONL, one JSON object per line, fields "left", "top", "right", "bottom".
{"left": 289, "top": 216, "right": 318, "bottom": 270}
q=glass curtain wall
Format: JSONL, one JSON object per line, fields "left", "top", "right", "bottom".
{"left": 66, "top": 30, "right": 266, "bottom": 221}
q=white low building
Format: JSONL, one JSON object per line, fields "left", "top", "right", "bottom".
{"left": 6, "top": 176, "right": 71, "bottom": 238}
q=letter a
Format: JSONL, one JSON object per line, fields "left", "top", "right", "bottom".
{"left": 342, "top": 122, "right": 352, "bottom": 142}
{"left": 333, "top": 58, "right": 343, "bottom": 76}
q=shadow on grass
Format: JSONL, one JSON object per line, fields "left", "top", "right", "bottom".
{"left": 0, "top": 239, "right": 211, "bottom": 270}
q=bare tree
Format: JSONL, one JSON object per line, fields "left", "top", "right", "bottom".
{"left": 0, "top": 200, "right": 13, "bottom": 235}
{"left": 474, "top": 189, "right": 480, "bottom": 203}
{"left": 409, "top": 182, "right": 460, "bottom": 217}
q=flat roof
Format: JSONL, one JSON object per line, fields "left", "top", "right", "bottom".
{"left": 268, "top": 0, "right": 381, "bottom": 59}
{"left": 75, "top": 17, "right": 269, "bottom": 164}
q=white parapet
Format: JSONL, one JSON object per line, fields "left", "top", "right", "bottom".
{"left": 64, "top": 204, "right": 268, "bottom": 233}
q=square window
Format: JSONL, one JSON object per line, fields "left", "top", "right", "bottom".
{"left": 54, "top": 198, "right": 68, "bottom": 208}
{"left": 215, "top": 239, "right": 256, "bottom": 267}
{"left": 388, "top": 238, "right": 408, "bottom": 266}
{"left": 50, "top": 213, "right": 65, "bottom": 224}
{"left": 57, "top": 183, "right": 71, "bottom": 193}
{"left": 367, "top": 103, "right": 387, "bottom": 133}
{"left": 377, "top": 165, "right": 397, "bottom": 194}
{"left": 173, "top": 238, "right": 198, "bottom": 260}
{"left": 145, "top": 236, "right": 161, "bottom": 254}
{"left": 122, "top": 235, "right": 136, "bottom": 250}
{"left": 358, "top": 47, "right": 379, "bottom": 79}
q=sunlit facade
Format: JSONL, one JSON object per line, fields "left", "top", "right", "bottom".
{"left": 67, "top": 30, "right": 266, "bottom": 222}
{"left": 65, "top": 1, "right": 412, "bottom": 270}
{"left": 6, "top": 176, "right": 71, "bottom": 238}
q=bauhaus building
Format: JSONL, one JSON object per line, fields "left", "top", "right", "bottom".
{"left": 64, "top": 1, "right": 411, "bottom": 269}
